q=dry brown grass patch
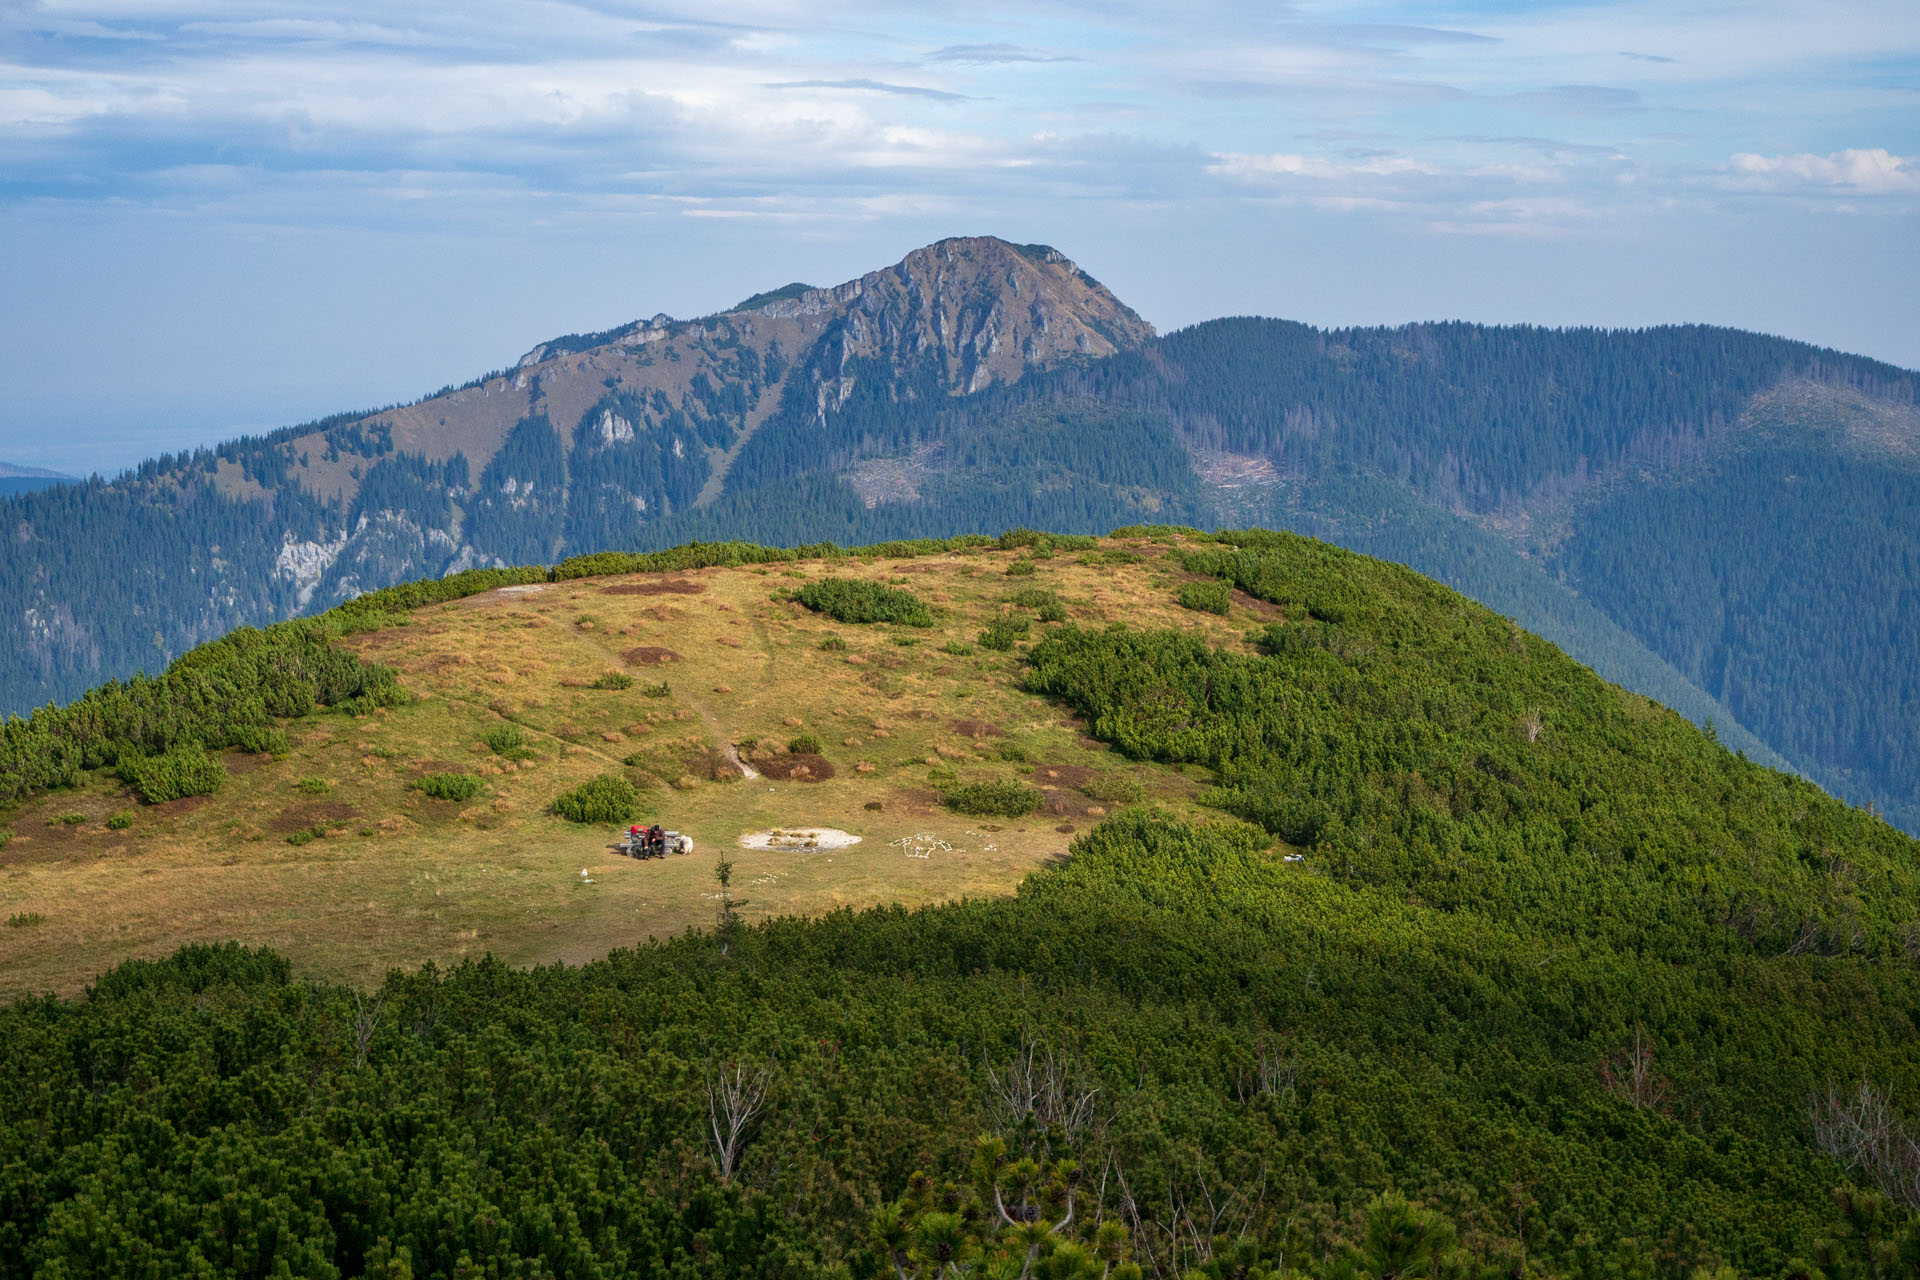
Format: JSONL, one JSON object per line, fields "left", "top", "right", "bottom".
{"left": 623, "top": 646, "right": 682, "bottom": 666}
{"left": 761, "top": 754, "right": 836, "bottom": 782}
{"left": 600, "top": 579, "right": 705, "bottom": 596}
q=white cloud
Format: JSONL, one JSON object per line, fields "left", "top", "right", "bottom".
{"left": 1728, "top": 148, "right": 1920, "bottom": 194}
{"left": 1208, "top": 151, "right": 1435, "bottom": 181}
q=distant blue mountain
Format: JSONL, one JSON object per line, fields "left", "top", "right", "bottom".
{"left": 0, "top": 464, "right": 74, "bottom": 498}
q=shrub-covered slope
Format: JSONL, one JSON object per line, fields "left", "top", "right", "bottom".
{"left": 2, "top": 530, "right": 1918, "bottom": 1278}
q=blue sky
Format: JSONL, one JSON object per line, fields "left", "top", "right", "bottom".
{"left": 2, "top": 0, "right": 1916, "bottom": 475}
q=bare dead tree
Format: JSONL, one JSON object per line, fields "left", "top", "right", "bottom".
{"left": 1600, "top": 1026, "right": 1668, "bottom": 1112}
{"left": 1521, "top": 707, "right": 1545, "bottom": 744}
{"left": 1111, "top": 1154, "right": 1270, "bottom": 1279}
{"left": 984, "top": 1029, "right": 1101, "bottom": 1153}
{"left": 1232, "top": 1038, "right": 1297, "bottom": 1107}
{"left": 1811, "top": 1079, "right": 1920, "bottom": 1210}
{"left": 352, "top": 992, "right": 385, "bottom": 1068}
{"left": 705, "top": 1058, "right": 775, "bottom": 1182}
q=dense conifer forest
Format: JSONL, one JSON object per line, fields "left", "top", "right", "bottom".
{"left": 4, "top": 531, "right": 1919, "bottom": 1278}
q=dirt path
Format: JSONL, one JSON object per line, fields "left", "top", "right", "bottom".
{"left": 671, "top": 607, "right": 780, "bottom": 781}
{"left": 723, "top": 743, "right": 762, "bottom": 780}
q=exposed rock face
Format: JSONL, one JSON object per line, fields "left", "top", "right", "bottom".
{"left": 274, "top": 535, "right": 346, "bottom": 609}
{"left": 752, "top": 238, "right": 1152, "bottom": 407}
{"left": 281, "top": 236, "right": 1150, "bottom": 518}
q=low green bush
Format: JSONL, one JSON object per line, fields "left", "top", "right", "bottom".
{"left": 6, "top": 912, "right": 43, "bottom": 929}
{"left": 1036, "top": 601, "right": 1068, "bottom": 623}
{"left": 1009, "top": 587, "right": 1059, "bottom": 610}
{"left": 1081, "top": 774, "right": 1145, "bottom": 805}
{"left": 819, "top": 636, "right": 848, "bottom": 651}
{"left": 640, "top": 681, "right": 672, "bottom": 698}
{"left": 121, "top": 746, "right": 227, "bottom": 804}
{"left": 1177, "top": 580, "right": 1233, "bottom": 615}
{"left": 589, "top": 672, "right": 633, "bottom": 690}
{"left": 788, "top": 733, "right": 824, "bottom": 755}
{"left": 1005, "top": 559, "right": 1038, "bottom": 577}
{"left": 942, "top": 640, "right": 976, "bottom": 656}
{"left": 106, "top": 810, "right": 134, "bottom": 830}
{"left": 297, "top": 777, "right": 330, "bottom": 795}
{"left": 414, "top": 772, "right": 484, "bottom": 802}
{"left": 996, "top": 530, "right": 1097, "bottom": 553}
{"left": 551, "top": 774, "right": 641, "bottom": 824}
{"left": 794, "top": 579, "right": 934, "bottom": 627}
{"left": 939, "top": 779, "right": 1043, "bottom": 818}
{"left": 484, "top": 724, "right": 536, "bottom": 761}
{"left": 234, "top": 724, "right": 292, "bottom": 756}
{"left": 978, "top": 617, "right": 1032, "bottom": 651}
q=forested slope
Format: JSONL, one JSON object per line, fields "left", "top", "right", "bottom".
{"left": 4, "top": 530, "right": 1919, "bottom": 1278}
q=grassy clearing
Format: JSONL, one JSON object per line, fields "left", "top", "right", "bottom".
{"left": 0, "top": 536, "right": 1249, "bottom": 995}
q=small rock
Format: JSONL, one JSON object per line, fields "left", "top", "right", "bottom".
{"left": 601, "top": 731, "right": 624, "bottom": 743}
{"left": 714, "top": 684, "right": 732, "bottom": 693}
{"left": 784, "top": 717, "right": 804, "bottom": 727}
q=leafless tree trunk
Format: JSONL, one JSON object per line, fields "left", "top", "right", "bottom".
{"left": 1521, "top": 707, "right": 1544, "bottom": 744}
{"left": 705, "top": 1058, "right": 775, "bottom": 1182}
{"left": 1232, "top": 1038, "right": 1296, "bottom": 1106}
{"left": 352, "top": 993, "right": 384, "bottom": 1068}
{"left": 1811, "top": 1079, "right": 1920, "bottom": 1209}
{"left": 985, "top": 1029, "right": 1101, "bottom": 1151}
{"left": 1600, "top": 1026, "right": 1667, "bottom": 1112}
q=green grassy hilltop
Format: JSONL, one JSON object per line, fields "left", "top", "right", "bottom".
{"left": 2, "top": 528, "right": 1918, "bottom": 1279}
